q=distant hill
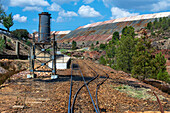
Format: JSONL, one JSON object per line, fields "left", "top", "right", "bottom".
{"left": 58, "top": 12, "right": 170, "bottom": 45}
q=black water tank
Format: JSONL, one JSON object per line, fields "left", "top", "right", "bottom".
{"left": 38, "top": 12, "right": 51, "bottom": 42}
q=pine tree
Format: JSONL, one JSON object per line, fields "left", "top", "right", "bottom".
{"left": 131, "top": 36, "right": 154, "bottom": 80}
{"left": 112, "top": 31, "right": 119, "bottom": 44}
{"left": 99, "top": 56, "right": 106, "bottom": 65}
{"left": 99, "top": 43, "right": 106, "bottom": 50}
{"left": 147, "top": 22, "right": 152, "bottom": 30}
{"left": 72, "top": 40, "right": 77, "bottom": 50}
{"left": 91, "top": 43, "right": 94, "bottom": 49}
{"left": 122, "top": 26, "right": 135, "bottom": 37}
{"left": 115, "top": 26, "right": 136, "bottom": 73}
{"left": 96, "top": 41, "right": 99, "bottom": 45}
{"left": 106, "top": 41, "right": 115, "bottom": 58}
{"left": 2, "top": 13, "right": 14, "bottom": 32}
{"left": 154, "top": 52, "right": 169, "bottom": 82}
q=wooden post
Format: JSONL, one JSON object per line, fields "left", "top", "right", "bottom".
{"left": 31, "top": 33, "right": 36, "bottom": 78}
{"left": 52, "top": 34, "right": 56, "bottom": 75}
{"left": 15, "top": 41, "right": 20, "bottom": 58}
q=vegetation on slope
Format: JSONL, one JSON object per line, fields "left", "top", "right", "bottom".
{"left": 11, "top": 29, "right": 29, "bottom": 40}
{"left": 0, "top": 37, "right": 5, "bottom": 52}
{"left": 98, "top": 23, "right": 169, "bottom": 83}
{"left": 147, "top": 17, "right": 170, "bottom": 39}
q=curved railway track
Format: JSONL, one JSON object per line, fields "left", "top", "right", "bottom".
{"left": 68, "top": 60, "right": 109, "bottom": 113}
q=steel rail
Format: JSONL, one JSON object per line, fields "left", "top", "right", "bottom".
{"left": 70, "top": 61, "right": 99, "bottom": 113}
{"left": 69, "top": 60, "right": 109, "bottom": 113}
{"left": 95, "top": 73, "right": 109, "bottom": 113}
{"left": 78, "top": 64, "right": 98, "bottom": 113}
{"left": 70, "top": 70, "right": 99, "bottom": 113}
{"left": 68, "top": 64, "right": 73, "bottom": 113}
{"left": 83, "top": 60, "right": 109, "bottom": 113}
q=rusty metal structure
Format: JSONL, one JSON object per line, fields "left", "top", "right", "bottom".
{"left": 30, "top": 12, "right": 58, "bottom": 78}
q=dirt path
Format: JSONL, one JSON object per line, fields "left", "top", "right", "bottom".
{"left": 0, "top": 59, "right": 169, "bottom": 113}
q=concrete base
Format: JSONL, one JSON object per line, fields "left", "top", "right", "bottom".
{"left": 51, "top": 75, "right": 58, "bottom": 79}
{"left": 27, "top": 74, "right": 37, "bottom": 78}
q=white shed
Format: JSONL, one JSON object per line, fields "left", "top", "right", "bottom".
{"left": 48, "top": 55, "right": 71, "bottom": 69}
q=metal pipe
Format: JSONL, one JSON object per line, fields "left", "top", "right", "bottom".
{"left": 153, "top": 91, "right": 164, "bottom": 113}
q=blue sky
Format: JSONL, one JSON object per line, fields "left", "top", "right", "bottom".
{"left": 0, "top": 0, "right": 170, "bottom": 33}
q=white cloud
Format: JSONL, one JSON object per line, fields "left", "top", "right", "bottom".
{"left": 51, "top": 19, "right": 56, "bottom": 22}
{"left": 10, "top": 0, "right": 49, "bottom": 7}
{"left": 47, "top": 3, "right": 61, "bottom": 11}
{"left": 56, "top": 16, "right": 64, "bottom": 22}
{"left": 151, "top": 0, "right": 170, "bottom": 12}
{"left": 78, "top": 5, "right": 101, "bottom": 17}
{"left": 13, "top": 14, "right": 27, "bottom": 22}
{"left": 55, "top": 10, "right": 77, "bottom": 23}
{"left": 33, "top": 18, "right": 38, "bottom": 21}
{"left": 83, "top": 0, "right": 94, "bottom": 4}
{"left": 74, "top": 2, "right": 77, "bottom": 5}
{"left": 23, "top": 6, "right": 43, "bottom": 12}
{"left": 102, "top": 0, "right": 113, "bottom": 7}
{"left": 59, "top": 10, "right": 78, "bottom": 17}
{"left": 110, "top": 7, "right": 139, "bottom": 19}
{"left": 90, "top": 20, "right": 94, "bottom": 23}
{"left": 0, "top": 0, "right": 10, "bottom": 11}
{"left": 32, "top": 29, "right": 36, "bottom": 32}
{"left": 52, "top": 0, "right": 79, "bottom": 4}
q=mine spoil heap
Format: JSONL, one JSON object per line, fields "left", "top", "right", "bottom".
{"left": 58, "top": 12, "right": 170, "bottom": 45}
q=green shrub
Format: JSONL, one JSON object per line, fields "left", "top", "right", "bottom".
{"left": 99, "top": 56, "right": 106, "bottom": 65}
{"left": 93, "top": 47, "right": 99, "bottom": 51}
{"left": 163, "top": 37, "right": 169, "bottom": 39}
{"left": 67, "top": 53, "right": 71, "bottom": 56}
{"left": 46, "top": 48, "right": 51, "bottom": 52}
{"left": 99, "top": 43, "right": 106, "bottom": 50}
{"left": 151, "top": 32, "right": 155, "bottom": 36}
{"left": 96, "top": 41, "right": 99, "bottom": 45}
{"left": 72, "top": 40, "right": 77, "bottom": 50}
{"left": 11, "top": 29, "right": 29, "bottom": 40}
{"left": 26, "top": 40, "right": 32, "bottom": 46}
{"left": 91, "top": 43, "right": 94, "bottom": 49}
{"left": 157, "top": 69, "right": 170, "bottom": 83}
{"left": 7, "top": 39, "right": 11, "bottom": 43}
{"left": 0, "top": 37, "right": 5, "bottom": 52}
{"left": 60, "top": 49, "right": 67, "bottom": 53}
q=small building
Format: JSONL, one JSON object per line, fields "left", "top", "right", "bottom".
{"left": 48, "top": 54, "right": 71, "bottom": 69}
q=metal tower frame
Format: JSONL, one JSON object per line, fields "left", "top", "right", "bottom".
{"left": 30, "top": 33, "right": 58, "bottom": 78}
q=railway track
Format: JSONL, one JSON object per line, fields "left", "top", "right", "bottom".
{"left": 68, "top": 60, "right": 109, "bottom": 113}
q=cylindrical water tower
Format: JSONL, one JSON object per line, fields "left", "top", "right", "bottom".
{"left": 38, "top": 12, "right": 51, "bottom": 42}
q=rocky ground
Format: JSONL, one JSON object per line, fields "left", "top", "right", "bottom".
{"left": 0, "top": 59, "right": 169, "bottom": 113}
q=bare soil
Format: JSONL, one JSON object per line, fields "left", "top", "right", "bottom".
{"left": 0, "top": 59, "right": 169, "bottom": 113}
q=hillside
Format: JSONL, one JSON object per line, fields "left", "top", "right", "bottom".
{"left": 58, "top": 12, "right": 170, "bottom": 46}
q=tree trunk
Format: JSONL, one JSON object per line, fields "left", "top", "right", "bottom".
{"left": 7, "top": 28, "right": 9, "bottom": 32}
